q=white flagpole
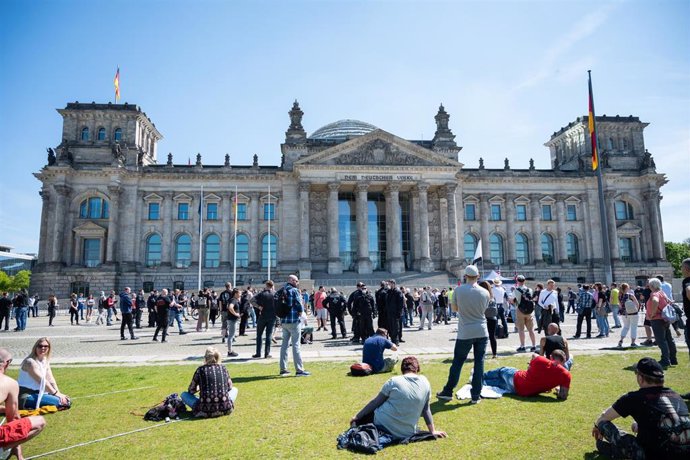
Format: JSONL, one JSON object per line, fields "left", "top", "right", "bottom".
{"left": 267, "top": 185, "right": 271, "bottom": 281}
{"left": 198, "top": 185, "right": 203, "bottom": 292}
{"left": 233, "top": 185, "right": 238, "bottom": 287}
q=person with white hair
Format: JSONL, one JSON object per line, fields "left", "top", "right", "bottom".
{"left": 181, "top": 347, "right": 238, "bottom": 418}
{"left": 646, "top": 277, "right": 677, "bottom": 368}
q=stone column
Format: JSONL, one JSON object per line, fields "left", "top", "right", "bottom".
{"left": 297, "top": 182, "right": 312, "bottom": 277}
{"left": 413, "top": 183, "right": 433, "bottom": 272}
{"left": 479, "top": 193, "right": 490, "bottom": 263}
{"left": 644, "top": 190, "right": 664, "bottom": 260}
{"left": 604, "top": 191, "right": 620, "bottom": 261}
{"left": 37, "top": 190, "right": 50, "bottom": 264}
{"left": 327, "top": 183, "right": 342, "bottom": 274}
{"left": 106, "top": 185, "right": 121, "bottom": 264}
{"left": 385, "top": 183, "right": 404, "bottom": 274}
{"left": 220, "top": 194, "right": 231, "bottom": 268}
{"left": 355, "top": 183, "right": 372, "bottom": 274}
{"left": 529, "top": 194, "right": 543, "bottom": 264}
{"left": 444, "top": 183, "right": 459, "bottom": 261}
{"left": 161, "top": 192, "right": 173, "bottom": 267}
{"left": 505, "top": 193, "right": 516, "bottom": 266}
{"left": 555, "top": 194, "right": 568, "bottom": 264}
{"left": 248, "top": 192, "right": 260, "bottom": 270}
{"left": 51, "top": 184, "right": 71, "bottom": 264}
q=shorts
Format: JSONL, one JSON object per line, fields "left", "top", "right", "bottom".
{"left": 0, "top": 417, "right": 32, "bottom": 446}
{"left": 316, "top": 309, "right": 327, "bottom": 320}
{"left": 515, "top": 310, "right": 534, "bottom": 331}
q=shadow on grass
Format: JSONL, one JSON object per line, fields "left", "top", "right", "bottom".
{"left": 583, "top": 451, "right": 605, "bottom": 459}
{"left": 231, "top": 374, "right": 285, "bottom": 383}
{"left": 430, "top": 399, "right": 477, "bottom": 413}
{"left": 502, "top": 394, "right": 562, "bottom": 403}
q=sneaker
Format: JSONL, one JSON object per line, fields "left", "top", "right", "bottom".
{"left": 630, "top": 342, "right": 638, "bottom": 347}
{"left": 265, "top": 354, "right": 272, "bottom": 359}
{"left": 617, "top": 341, "right": 623, "bottom": 348}
{"left": 227, "top": 351, "right": 238, "bottom": 357}
{"left": 120, "top": 337, "right": 127, "bottom": 340}
{"left": 152, "top": 337, "right": 158, "bottom": 342}
{"left": 252, "top": 354, "right": 261, "bottom": 358}
{"left": 436, "top": 391, "right": 452, "bottom": 401}
{"left": 516, "top": 346, "right": 526, "bottom": 352}
{"left": 641, "top": 339, "right": 653, "bottom": 346}
{"left": 296, "top": 370, "right": 311, "bottom": 377}
{"left": 179, "top": 331, "right": 187, "bottom": 335}
{"left": 131, "top": 336, "right": 139, "bottom": 340}
{"left": 470, "top": 398, "right": 481, "bottom": 405}
{"left": 529, "top": 346, "right": 536, "bottom": 352}
{"left": 280, "top": 370, "right": 291, "bottom": 376}
{"left": 399, "top": 339, "right": 405, "bottom": 343}
{"left": 161, "top": 339, "right": 167, "bottom": 343}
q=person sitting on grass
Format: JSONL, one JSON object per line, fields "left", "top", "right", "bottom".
{"left": 1, "top": 348, "right": 46, "bottom": 460}
{"left": 181, "top": 347, "right": 238, "bottom": 418}
{"left": 17, "top": 338, "right": 71, "bottom": 410}
{"left": 539, "top": 323, "right": 573, "bottom": 370}
{"left": 592, "top": 357, "right": 690, "bottom": 460}
{"left": 350, "top": 356, "right": 447, "bottom": 441}
{"left": 362, "top": 328, "right": 398, "bottom": 374}
{"left": 481, "top": 349, "right": 571, "bottom": 400}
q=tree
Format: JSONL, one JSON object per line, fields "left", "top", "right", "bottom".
{"left": 9, "top": 270, "right": 31, "bottom": 292}
{"left": 665, "top": 241, "right": 690, "bottom": 277}
{"left": 0, "top": 271, "right": 11, "bottom": 292}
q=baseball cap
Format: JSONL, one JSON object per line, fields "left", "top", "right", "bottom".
{"left": 635, "top": 357, "right": 664, "bottom": 379}
{"left": 516, "top": 275, "right": 526, "bottom": 282}
{"left": 464, "top": 265, "right": 479, "bottom": 277}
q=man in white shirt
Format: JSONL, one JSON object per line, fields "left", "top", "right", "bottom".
{"left": 538, "top": 279, "right": 559, "bottom": 334}
{"left": 491, "top": 278, "right": 509, "bottom": 338}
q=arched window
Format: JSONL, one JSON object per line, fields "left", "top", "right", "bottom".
{"left": 235, "top": 234, "right": 249, "bottom": 268}
{"left": 541, "top": 234, "right": 555, "bottom": 265}
{"left": 489, "top": 234, "right": 504, "bottom": 265}
{"left": 79, "top": 197, "right": 109, "bottom": 219}
{"left": 463, "top": 233, "right": 478, "bottom": 261}
{"left": 614, "top": 200, "right": 634, "bottom": 220}
{"left": 97, "top": 127, "right": 106, "bottom": 141}
{"left": 566, "top": 233, "right": 579, "bottom": 264}
{"left": 114, "top": 128, "right": 122, "bottom": 141}
{"left": 516, "top": 233, "right": 529, "bottom": 265}
{"left": 145, "top": 234, "right": 162, "bottom": 267}
{"left": 81, "top": 127, "right": 89, "bottom": 141}
{"left": 204, "top": 234, "right": 220, "bottom": 268}
{"left": 262, "top": 234, "right": 277, "bottom": 268}
{"left": 174, "top": 234, "right": 192, "bottom": 268}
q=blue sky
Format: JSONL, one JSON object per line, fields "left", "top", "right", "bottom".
{"left": 1, "top": 0, "right": 689, "bottom": 254}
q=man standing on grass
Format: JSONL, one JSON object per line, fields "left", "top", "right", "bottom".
{"left": 593, "top": 357, "right": 689, "bottom": 459}
{"left": 0, "top": 347, "right": 46, "bottom": 460}
{"left": 279, "top": 275, "right": 310, "bottom": 377}
{"left": 437, "top": 265, "right": 489, "bottom": 404}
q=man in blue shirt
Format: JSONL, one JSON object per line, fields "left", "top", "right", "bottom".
{"left": 362, "top": 328, "right": 398, "bottom": 373}
{"left": 119, "top": 287, "right": 139, "bottom": 341}
{"left": 279, "top": 275, "right": 310, "bottom": 377}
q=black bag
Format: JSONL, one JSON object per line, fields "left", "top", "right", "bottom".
{"left": 485, "top": 299, "right": 498, "bottom": 319}
{"left": 274, "top": 287, "right": 292, "bottom": 319}
{"left": 517, "top": 288, "right": 535, "bottom": 315}
{"left": 337, "top": 423, "right": 381, "bottom": 454}
{"left": 144, "top": 393, "right": 187, "bottom": 421}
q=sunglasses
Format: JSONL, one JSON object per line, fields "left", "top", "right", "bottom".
{"left": 2, "top": 358, "right": 12, "bottom": 365}
{"left": 37, "top": 344, "right": 50, "bottom": 349}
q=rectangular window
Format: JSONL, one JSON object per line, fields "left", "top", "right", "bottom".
{"left": 206, "top": 203, "right": 218, "bottom": 220}
{"left": 490, "top": 204, "right": 501, "bottom": 221}
{"left": 465, "top": 203, "right": 476, "bottom": 221}
{"left": 236, "top": 203, "right": 247, "bottom": 220}
{"left": 541, "top": 204, "right": 552, "bottom": 221}
{"left": 263, "top": 203, "right": 275, "bottom": 220}
{"left": 173, "top": 281, "right": 185, "bottom": 291}
{"left": 83, "top": 238, "right": 100, "bottom": 268}
{"left": 177, "top": 203, "right": 189, "bottom": 220}
{"left": 566, "top": 204, "right": 577, "bottom": 221}
{"left": 143, "top": 281, "right": 154, "bottom": 293}
{"left": 516, "top": 204, "right": 527, "bottom": 221}
{"left": 619, "top": 238, "right": 634, "bottom": 262}
{"left": 148, "top": 203, "right": 160, "bottom": 220}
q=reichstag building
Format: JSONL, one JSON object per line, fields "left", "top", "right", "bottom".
{"left": 31, "top": 101, "right": 670, "bottom": 297}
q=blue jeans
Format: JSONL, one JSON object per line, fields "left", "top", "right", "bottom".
{"left": 595, "top": 311, "right": 609, "bottom": 336}
{"left": 169, "top": 309, "right": 185, "bottom": 332}
{"left": 442, "top": 337, "right": 488, "bottom": 400}
{"left": 482, "top": 367, "right": 517, "bottom": 393}
{"left": 17, "top": 307, "right": 28, "bottom": 330}
{"left": 650, "top": 319, "right": 677, "bottom": 366}
{"left": 280, "top": 321, "right": 304, "bottom": 373}
{"left": 22, "top": 392, "right": 62, "bottom": 409}
{"left": 610, "top": 305, "right": 621, "bottom": 327}
{"left": 181, "top": 388, "right": 238, "bottom": 410}
{"left": 226, "top": 318, "right": 238, "bottom": 353}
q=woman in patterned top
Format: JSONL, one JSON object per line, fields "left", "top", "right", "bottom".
{"left": 181, "top": 347, "right": 238, "bottom": 418}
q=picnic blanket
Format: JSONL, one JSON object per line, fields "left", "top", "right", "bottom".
{"left": 455, "top": 384, "right": 508, "bottom": 400}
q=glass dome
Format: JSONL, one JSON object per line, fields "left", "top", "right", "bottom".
{"left": 309, "top": 119, "right": 378, "bottom": 140}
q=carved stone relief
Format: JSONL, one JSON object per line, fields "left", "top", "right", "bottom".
{"left": 331, "top": 139, "right": 434, "bottom": 166}
{"left": 428, "top": 192, "right": 442, "bottom": 259}
{"left": 309, "top": 191, "right": 328, "bottom": 260}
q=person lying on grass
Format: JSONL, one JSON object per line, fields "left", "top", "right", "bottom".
{"left": 181, "top": 347, "right": 238, "bottom": 418}
{"left": 481, "top": 349, "right": 571, "bottom": 400}
{"left": 1, "top": 347, "right": 46, "bottom": 460}
{"left": 350, "top": 356, "right": 446, "bottom": 440}
{"left": 17, "top": 338, "right": 71, "bottom": 410}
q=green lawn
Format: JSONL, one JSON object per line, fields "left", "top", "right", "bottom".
{"left": 9, "top": 351, "right": 689, "bottom": 459}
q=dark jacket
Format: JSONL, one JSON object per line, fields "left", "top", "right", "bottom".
{"left": 386, "top": 288, "right": 405, "bottom": 318}
{"left": 252, "top": 288, "right": 276, "bottom": 319}
{"left": 324, "top": 292, "right": 346, "bottom": 314}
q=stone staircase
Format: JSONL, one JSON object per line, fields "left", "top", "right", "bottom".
{"left": 309, "top": 270, "right": 458, "bottom": 292}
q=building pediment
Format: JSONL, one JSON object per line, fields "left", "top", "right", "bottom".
{"left": 73, "top": 221, "right": 107, "bottom": 236}
{"left": 296, "top": 129, "right": 461, "bottom": 168}
{"left": 173, "top": 193, "right": 192, "bottom": 202}
{"left": 617, "top": 222, "right": 642, "bottom": 236}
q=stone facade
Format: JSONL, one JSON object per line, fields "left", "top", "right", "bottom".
{"left": 30, "top": 102, "right": 671, "bottom": 297}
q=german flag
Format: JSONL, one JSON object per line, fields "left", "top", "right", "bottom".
{"left": 114, "top": 67, "right": 120, "bottom": 102}
{"left": 588, "top": 72, "right": 598, "bottom": 170}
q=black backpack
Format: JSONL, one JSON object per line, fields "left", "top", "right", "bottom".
{"left": 274, "top": 287, "right": 292, "bottom": 319}
{"left": 337, "top": 423, "right": 381, "bottom": 454}
{"left": 517, "top": 287, "right": 535, "bottom": 315}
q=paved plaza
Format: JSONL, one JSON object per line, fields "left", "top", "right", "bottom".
{"left": 2, "top": 309, "right": 684, "bottom": 366}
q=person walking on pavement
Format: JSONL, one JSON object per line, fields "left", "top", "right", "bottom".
{"left": 119, "top": 287, "right": 139, "bottom": 340}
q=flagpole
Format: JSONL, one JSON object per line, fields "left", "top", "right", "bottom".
{"left": 233, "top": 185, "right": 238, "bottom": 287}
{"left": 198, "top": 185, "right": 203, "bottom": 292}
{"left": 588, "top": 70, "right": 613, "bottom": 285}
{"left": 267, "top": 185, "right": 271, "bottom": 281}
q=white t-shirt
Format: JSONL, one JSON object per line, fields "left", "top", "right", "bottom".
{"left": 538, "top": 289, "right": 558, "bottom": 313}
{"left": 491, "top": 286, "right": 506, "bottom": 305}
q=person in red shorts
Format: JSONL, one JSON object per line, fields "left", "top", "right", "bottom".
{"left": 481, "top": 349, "right": 571, "bottom": 400}
{"left": 0, "top": 348, "right": 45, "bottom": 460}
